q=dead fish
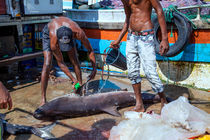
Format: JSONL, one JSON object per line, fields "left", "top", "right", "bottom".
{"left": 0, "top": 114, "right": 56, "bottom": 140}
{"left": 33, "top": 91, "right": 169, "bottom": 121}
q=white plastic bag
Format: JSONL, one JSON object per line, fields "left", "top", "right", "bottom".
{"left": 161, "top": 96, "right": 210, "bottom": 133}
{"left": 109, "top": 112, "right": 185, "bottom": 140}
{"left": 109, "top": 96, "right": 210, "bottom": 140}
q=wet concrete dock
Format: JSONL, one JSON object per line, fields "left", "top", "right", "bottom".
{"left": 1, "top": 73, "right": 210, "bottom": 140}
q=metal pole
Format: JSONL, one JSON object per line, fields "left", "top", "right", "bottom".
{"left": 177, "top": 4, "right": 210, "bottom": 10}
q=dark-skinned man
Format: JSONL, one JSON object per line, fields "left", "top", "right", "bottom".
{"left": 41, "top": 16, "right": 97, "bottom": 106}
{"left": 0, "top": 81, "right": 12, "bottom": 110}
{"left": 110, "top": 0, "right": 169, "bottom": 112}
{"left": 0, "top": 81, "right": 12, "bottom": 140}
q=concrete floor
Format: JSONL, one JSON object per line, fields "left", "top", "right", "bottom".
{"left": 1, "top": 72, "right": 210, "bottom": 140}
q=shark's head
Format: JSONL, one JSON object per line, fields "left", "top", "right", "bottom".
{"left": 33, "top": 104, "right": 56, "bottom": 121}
{"left": 33, "top": 107, "right": 46, "bottom": 120}
{"left": 33, "top": 99, "right": 71, "bottom": 121}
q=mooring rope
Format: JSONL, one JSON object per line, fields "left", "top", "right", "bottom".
{"left": 164, "top": 5, "right": 198, "bottom": 29}
{"left": 99, "top": 47, "right": 121, "bottom": 93}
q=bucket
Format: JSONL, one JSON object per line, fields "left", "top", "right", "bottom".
{"left": 105, "top": 48, "right": 127, "bottom": 71}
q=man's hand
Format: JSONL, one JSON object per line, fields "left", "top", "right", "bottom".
{"left": 159, "top": 39, "right": 169, "bottom": 56}
{"left": 0, "top": 82, "right": 12, "bottom": 110}
{"left": 88, "top": 68, "right": 97, "bottom": 81}
{"left": 110, "top": 41, "right": 120, "bottom": 49}
{"left": 72, "top": 79, "right": 78, "bottom": 90}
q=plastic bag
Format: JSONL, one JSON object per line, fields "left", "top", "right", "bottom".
{"left": 109, "top": 97, "right": 210, "bottom": 140}
{"left": 109, "top": 112, "right": 186, "bottom": 140}
{"left": 161, "top": 96, "right": 210, "bottom": 133}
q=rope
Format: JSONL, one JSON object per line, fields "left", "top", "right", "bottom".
{"left": 164, "top": 5, "right": 198, "bottom": 29}
{"left": 99, "top": 47, "right": 112, "bottom": 93}
{"left": 99, "top": 47, "right": 121, "bottom": 93}
{"left": 170, "top": 25, "right": 173, "bottom": 38}
{"left": 185, "top": 13, "right": 210, "bottom": 24}
{"left": 101, "top": 47, "right": 121, "bottom": 80}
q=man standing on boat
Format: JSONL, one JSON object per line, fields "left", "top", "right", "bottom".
{"left": 110, "top": 0, "right": 169, "bottom": 112}
{"left": 41, "top": 16, "right": 97, "bottom": 105}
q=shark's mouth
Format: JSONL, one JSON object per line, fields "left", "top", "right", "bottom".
{"left": 33, "top": 108, "right": 45, "bottom": 119}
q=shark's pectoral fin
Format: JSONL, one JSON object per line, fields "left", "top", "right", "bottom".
{"left": 32, "top": 121, "right": 57, "bottom": 139}
{"left": 101, "top": 106, "right": 121, "bottom": 117}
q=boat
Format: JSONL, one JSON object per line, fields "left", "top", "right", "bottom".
{"left": 64, "top": 4, "right": 210, "bottom": 90}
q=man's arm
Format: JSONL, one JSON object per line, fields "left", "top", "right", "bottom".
{"left": 150, "top": 0, "right": 169, "bottom": 55}
{"left": 77, "top": 31, "right": 96, "bottom": 80}
{"left": 110, "top": 0, "right": 131, "bottom": 48}
{"left": 0, "top": 82, "right": 12, "bottom": 110}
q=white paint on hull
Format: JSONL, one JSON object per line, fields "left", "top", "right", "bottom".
{"left": 103, "top": 62, "right": 210, "bottom": 90}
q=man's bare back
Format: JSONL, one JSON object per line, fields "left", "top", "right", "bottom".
{"left": 48, "top": 17, "right": 81, "bottom": 37}
{"left": 128, "top": 0, "right": 153, "bottom": 31}
{"left": 48, "top": 17, "right": 84, "bottom": 51}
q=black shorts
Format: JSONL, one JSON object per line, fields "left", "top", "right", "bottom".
{"left": 42, "top": 25, "right": 51, "bottom": 51}
{"left": 42, "top": 25, "right": 75, "bottom": 51}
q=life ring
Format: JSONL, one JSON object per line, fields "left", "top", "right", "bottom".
{"left": 152, "top": 12, "right": 192, "bottom": 57}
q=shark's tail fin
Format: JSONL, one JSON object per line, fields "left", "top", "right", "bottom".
{"left": 31, "top": 121, "right": 57, "bottom": 140}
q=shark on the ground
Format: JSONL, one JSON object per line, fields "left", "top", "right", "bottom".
{"left": 33, "top": 91, "right": 166, "bottom": 121}
{"left": 34, "top": 80, "right": 172, "bottom": 121}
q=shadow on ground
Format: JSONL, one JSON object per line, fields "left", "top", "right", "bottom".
{"left": 164, "top": 84, "right": 190, "bottom": 100}
{"left": 56, "top": 119, "right": 115, "bottom": 140}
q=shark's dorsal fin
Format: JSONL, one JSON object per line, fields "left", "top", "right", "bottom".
{"left": 101, "top": 106, "right": 121, "bottom": 117}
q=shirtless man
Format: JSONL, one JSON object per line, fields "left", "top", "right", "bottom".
{"left": 0, "top": 81, "right": 12, "bottom": 140}
{"left": 41, "top": 17, "right": 96, "bottom": 105}
{"left": 110, "top": 0, "right": 169, "bottom": 112}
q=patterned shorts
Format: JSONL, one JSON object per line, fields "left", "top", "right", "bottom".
{"left": 126, "top": 30, "right": 164, "bottom": 93}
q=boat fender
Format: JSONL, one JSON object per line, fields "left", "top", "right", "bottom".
{"left": 152, "top": 12, "right": 192, "bottom": 57}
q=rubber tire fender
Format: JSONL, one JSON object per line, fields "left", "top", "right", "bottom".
{"left": 152, "top": 12, "right": 192, "bottom": 57}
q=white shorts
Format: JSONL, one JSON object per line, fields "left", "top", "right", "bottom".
{"left": 126, "top": 31, "right": 164, "bottom": 93}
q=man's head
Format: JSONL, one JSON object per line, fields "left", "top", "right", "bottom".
{"left": 57, "top": 26, "right": 74, "bottom": 51}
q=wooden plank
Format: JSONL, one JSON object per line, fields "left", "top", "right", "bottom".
{"left": 0, "top": 19, "right": 51, "bottom": 27}
{"left": 0, "top": 51, "right": 43, "bottom": 66}
{"left": 0, "top": 15, "right": 52, "bottom": 27}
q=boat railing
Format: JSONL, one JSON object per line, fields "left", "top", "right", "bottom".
{"left": 177, "top": 4, "right": 210, "bottom": 21}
